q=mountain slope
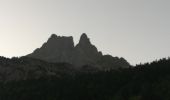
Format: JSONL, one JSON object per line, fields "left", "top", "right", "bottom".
{"left": 0, "top": 56, "right": 76, "bottom": 81}
{"left": 0, "top": 58, "right": 170, "bottom": 100}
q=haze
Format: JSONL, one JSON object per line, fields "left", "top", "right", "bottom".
{"left": 0, "top": 0, "right": 170, "bottom": 65}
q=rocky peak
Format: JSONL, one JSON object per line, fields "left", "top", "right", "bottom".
{"left": 78, "top": 33, "right": 91, "bottom": 46}
{"left": 50, "top": 34, "right": 58, "bottom": 38}
{"left": 27, "top": 33, "right": 130, "bottom": 69}
{"left": 27, "top": 34, "right": 74, "bottom": 63}
{"left": 46, "top": 34, "right": 74, "bottom": 48}
{"left": 76, "top": 33, "right": 99, "bottom": 54}
{"left": 73, "top": 33, "right": 103, "bottom": 67}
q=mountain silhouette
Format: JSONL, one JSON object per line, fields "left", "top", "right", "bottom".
{"left": 0, "top": 34, "right": 169, "bottom": 100}
{"left": 27, "top": 33, "right": 130, "bottom": 69}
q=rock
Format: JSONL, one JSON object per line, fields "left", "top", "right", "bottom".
{"left": 73, "top": 33, "right": 102, "bottom": 66}
{"left": 27, "top": 34, "right": 74, "bottom": 63}
{"left": 78, "top": 33, "right": 91, "bottom": 46}
{"left": 27, "top": 33, "right": 130, "bottom": 69}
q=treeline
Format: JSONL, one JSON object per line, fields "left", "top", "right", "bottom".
{"left": 0, "top": 58, "right": 170, "bottom": 100}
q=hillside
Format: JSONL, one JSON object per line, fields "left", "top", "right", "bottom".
{"left": 0, "top": 58, "right": 169, "bottom": 100}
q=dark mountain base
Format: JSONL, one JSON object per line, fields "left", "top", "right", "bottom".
{"left": 0, "top": 58, "right": 170, "bottom": 100}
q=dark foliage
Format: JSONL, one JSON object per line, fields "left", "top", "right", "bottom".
{"left": 0, "top": 57, "right": 170, "bottom": 100}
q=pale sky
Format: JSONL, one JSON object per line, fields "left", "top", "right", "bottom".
{"left": 0, "top": 0, "right": 170, "bottom": 65}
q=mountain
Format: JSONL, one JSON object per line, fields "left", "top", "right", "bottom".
{"left": 0, "top": 33, "right": 129, "bottom": 81}
{"left": 27, "top": 33, "right": 130, "bottom": 69}
{"left": 0, "top": 34, "right": 169, "bottom": 100}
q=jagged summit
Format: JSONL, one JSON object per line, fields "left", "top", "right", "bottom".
{"left": 48, "top": 34, "right": 74, "bottom": 44}
{"left": 79, "top": 33, "right": 91, "bottom": 46}
{"left": 27, "top": 34, "right": 74, "bottom": 63}
{"left": 27, "top": 33, "right": 130, "bottom": 69}
{"left": 51, "top": 33, "right": 57, "bottom": 38}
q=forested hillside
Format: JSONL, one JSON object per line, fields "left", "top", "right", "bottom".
{"left": 0, "top": 58, "right": 169, "bottom": 100}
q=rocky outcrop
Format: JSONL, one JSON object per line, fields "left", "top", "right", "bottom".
{"left": 27, "top": 33, "right": 130, "bottom": 69}
{"left": 27, "top": 34, "right": 74, "bottom": 63}
{"left": 72, "top": 33, "right": 102, "bottom": 66}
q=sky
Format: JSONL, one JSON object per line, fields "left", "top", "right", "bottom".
{"left": 0, "top": 0, "right": 170, "bottom": 65}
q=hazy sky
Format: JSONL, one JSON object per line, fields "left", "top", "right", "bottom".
{"left": 0, "top": 0, "right": 170, "bottom": 65}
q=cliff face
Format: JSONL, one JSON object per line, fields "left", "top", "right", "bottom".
{"left": 27, "top": 33, "right": 129, "bottom": 69}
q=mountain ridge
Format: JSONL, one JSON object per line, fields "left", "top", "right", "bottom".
{"left": 27, "top": 33, "right": 130, "bottom": 69}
